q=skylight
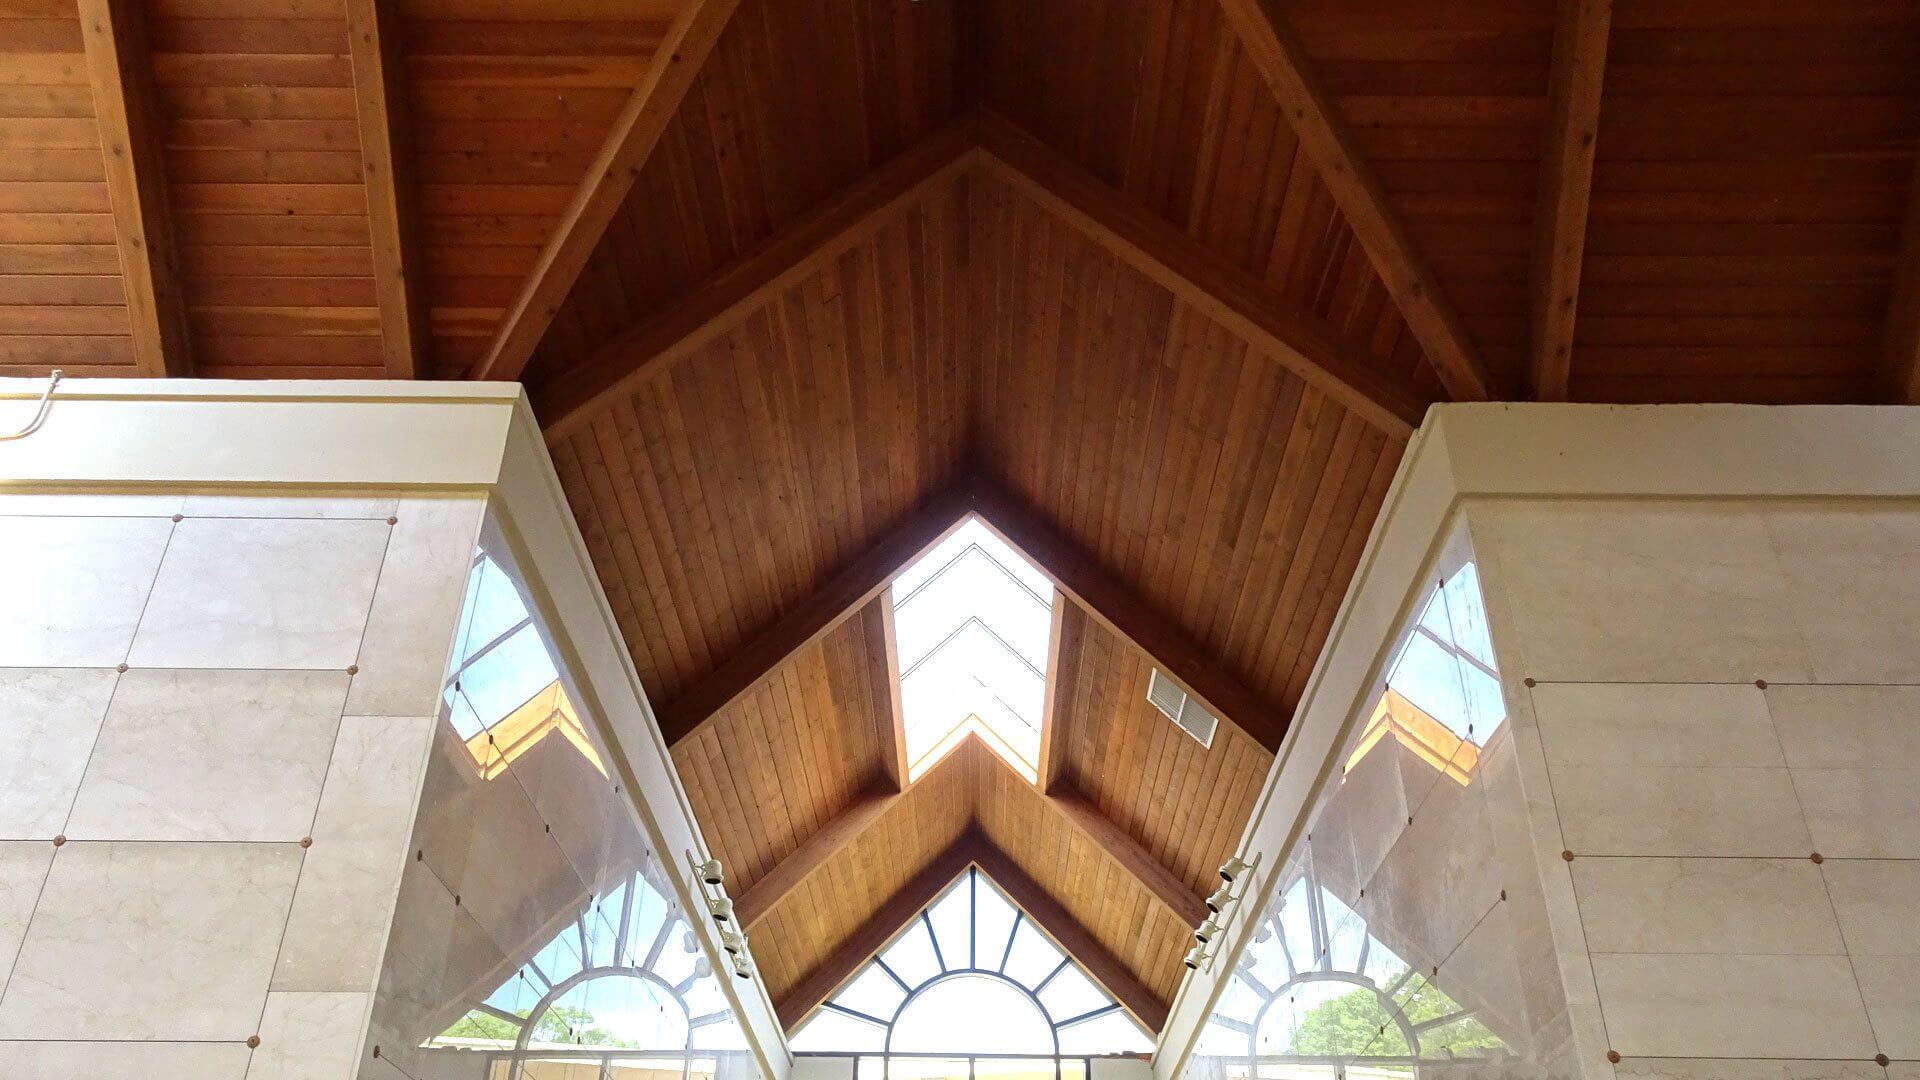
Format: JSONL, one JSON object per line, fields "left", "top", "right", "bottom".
{"left": 891, "top": 518, "right": 1055, "bottom": 783}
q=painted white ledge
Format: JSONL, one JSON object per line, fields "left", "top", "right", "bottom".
{"left": 1150, "top": 402, "right": 1920, "bottom": 1080}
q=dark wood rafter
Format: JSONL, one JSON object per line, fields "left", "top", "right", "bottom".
{"left": 974, "top": 110, "right": 1426, "bottom": 438}
{"left": 650, "top": 486, "right": 973, "bottom": 747}
{"left": 865, "top": 592, "right": 911, "bottom": 793}
{"left": 76, "top": 0, "right": 190, "bottom": 378}
{"left": 1034, "top": 593, "right": 1076, "bottom": 795}
{"left": 344, "top": 0, "right": 429, "bottom": 380}
{"left": 1214, "top": 0, "right": 1497, "bottom": 402}
{"left": 1886, "top": 142, "right": 1920, "bottom": 404}
{"left": 968, "top": 480, "right": 1291, "bottom": 753}
{"left": 473, "top": 0, "right": 743, "bottom": 383}
{"left": 1529, "top": 0, "right": 1613, "bottom": 401}
{"left": 535, "top": 123, "right": 977, "bottom": 437}
{"left": 734, "top": 786, "right": 901, "bottom": 930}
{"left": 1042, "top": 786, "right": 1207, "bottom": 927}
{"left": 972, "top": 840, "right": 1170, "bottom": 1033}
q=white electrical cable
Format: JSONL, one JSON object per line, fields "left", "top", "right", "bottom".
{"left": 0, "top": 369, "right": 62, "bottom": 441}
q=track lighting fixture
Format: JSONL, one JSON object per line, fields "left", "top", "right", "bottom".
{"left": 730, "top": 953, "right": 753, "bottom": 980}
{"left": 1218, "top": 856, "right": 1250, "bottom": 883}
{"left": 693, "top": 858, "right": 725, "bottom": 886}
{"left": 685, "top": 849, "right": 756, "bottom": 983}
{"left": 720, "top": 929, "right": 747, "bottom": 955}
{"left": 1205, "top": 884, "right": 1233, "bottom": 914}
{"left": 1187, "top": 850, "right": 1261, "bottom": 975}
{"left": 1194, "top": 918, "right": 1221, "bottom": 944}
{"left": 1183, "top": 945, "right": 1212, "bottom": 971}
{"left": 707, "top": 895, "right": 734, "bottom": 924}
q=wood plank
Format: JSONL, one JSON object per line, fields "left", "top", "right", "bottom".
{"left": 652, "top": 486, "right": 973, "bottom": 747}
{"left": 974, "top": 110, "right": 1426, "bottom": 438}
{"left": 1529, "top": 0, "right": 1612, "bottom": 400}
{"left": 344, "top": 0, "right": 429, "bottom": 379}
{"left": 735, "top": 787, "right": 901, "bottom": 930}
{"left": 773, "top": 831, "right": 978, "bottom": 1030}
{"left": 1885, "top": 139, "right": 1920, "bottom": 404}
{"left": 1046, "top": 785, "right": 1206, "bottom": 926}
{"left": 471, "top": 0, "right": 742, "bottom": 382}
{"left": 972, "top": 838, "right": 1170, "bottom": 1033}
{"left": 78, "top": 0, "right": 191, "bottom": 377}
{"left": 534, "top": 123, "right": 975, "bottom": 440}
{"left": 1214, "top": 0, "right": 1498, "bottom": 401}
{"left": 968, "top": 478, "right": 1291, "bottom": 753}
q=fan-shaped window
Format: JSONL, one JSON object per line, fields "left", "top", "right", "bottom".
{"left": 790, "top": 867, "right": 1152, "bottom": 1061}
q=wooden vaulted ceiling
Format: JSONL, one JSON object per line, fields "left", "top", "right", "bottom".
{"left": 7, "top": 0, "right": 1920, "bottom": 1042}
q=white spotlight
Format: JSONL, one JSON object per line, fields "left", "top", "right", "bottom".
{"left": 1183, "top": 945, "right": 1209, "bottom": 971}
{"left": 1218, "top": 856, "right": 1249, "bottom": 883}
{"left": 1194, "top": 919, "right": 1221, "bottom": 944}
{"left": 1205, "top": 884, "right": 1234, "bottom": 914}
{"left": 693, "top": 858, "right": 725, "bottom": 886}
{"left": 721, "top": 929, "right": 747, "bottom": 955}
{"left": 730, "top": 953, "right": 753, "bottom": 980}
{"left": 707, "top": 896, "right": 734, "bottom": 924}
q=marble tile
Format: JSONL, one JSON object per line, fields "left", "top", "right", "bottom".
{"left": 1553, "top": 766, "right": 1811, "bottom": 857}
{"left": 1855, "top": 955, "right": 1920, "bottom": 1059}
{"left": 1613, "top": 1061, "right": 1887, "bottom": 1080}
{"left": 275, "top": 715, "right": 436, "bottom": 991}
{"left": 1532, "top": 682, "right": 1782, "bottom": 767}
{"left": 1887, "top": 1064, "right": 1920, "bottom": 1080}
{"left": 1793, "top": 768, "right": 1920, "bottom": 858}
{"left": 1472, "top": 502, "right": 1812, "bottom": 684}
{"left": 0, "top": 842, "right": 54, "bottom": 992}
{"left": 65, "top": 669, "right": 348, "bottom": 843}
{"left": 182, "top": 494, "right": 399, "bottom": 520}
{"left": 248, "top": 991, "right": 370, "bottom": 1080}
{"left": 128, "top": 517, "right": 389, "bottom": 670}
{"left": 1591, "top": 952, "right": 1876, "bottom": 1058}
{"left": 1822, "top": 860, "right": 1920, "bottom": 956}
{"left": 1573, "top": 857, "right": 1843, "bottom": 955}
{"left": 1764, "top": 507, "right": 1920, "bottom": 683}
{"left": 0, "top": 492, "right": 184, "bottom": 517}
{"left": 0, "top": 668, "right": 117, "bottom": 839}
{"left": 1765, "top": 684, "right": 1920, "bottom": 768}
{"left": 0, "top": 515, "right": 172, "bottom": 666}
{"left": 344, "top": 496, "right": 484, "bottom": 718}
{"left": 0, "top": 1041, "right": 251, "bottom": 1080}
{"left": 0, "top": 841, "right": 303, "bottom": 1041}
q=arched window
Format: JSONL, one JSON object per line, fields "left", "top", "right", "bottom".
{"left": 434, "top": 864, "right": 748, "bottom": 1067}
{"left": 789, "top": 867, "right": 1153, "bottom": 1059}
{"left": 1191, "top": 863, "right": 1504, "bottom": 1070}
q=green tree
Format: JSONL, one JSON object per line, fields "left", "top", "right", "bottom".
{"left": 1286, "top": 982, "right": 1502, "bottom": 1059}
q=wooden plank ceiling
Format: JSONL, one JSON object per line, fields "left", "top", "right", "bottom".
{"left": 7, "top": 0, "right": 1920, "bottom": 1042}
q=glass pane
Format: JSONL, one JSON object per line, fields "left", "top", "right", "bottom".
{"left": 834, "top": 963, "right": 909, "bottom": 1023}
{"left": 878, "top": 922, "right": 943, "bottom": 988}
{"left": 886, "top": 1058, "right": 970, "bottom": 1080}
{"left": 926, "top": 877, "right": 973, "bottom": 970}
{"left": 1035, "top": 964, "right": 1107, "bottom": 1024}
{"left": 1055, "top": 1009, "right": 1153, "bottom": 1055}
{"left": 973, "top": 881, "right": 1020, "bottom": 973}
{"left": 1000, "top": 921, "right": 1064, "bottom": 989}
{"left": 890, "top": 974, "right": 1055, "bottom": 1055}
{"left": 533, "top": 971, "right": 687, "bottom": 1049}
{"left": 976, "top": 1058, "right": 1062, "bottom": 1080}
{"left": 791, "top": 1010, "right": 888, "bottom": 1054}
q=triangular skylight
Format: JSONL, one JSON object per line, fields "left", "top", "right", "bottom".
{"left": 891, "top": 518, "right": 1055, "bottom": 783}
{"left": 789, "top": 865, "right": 1153, "bottom": 1056}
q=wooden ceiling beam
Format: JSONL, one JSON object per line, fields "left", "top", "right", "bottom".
{"left": 967, "top": 480, "right": 1291, "bottom": 753}
{"left": 345, "top": 0, "right": 430, "bottom": 380}
{"left": 1528, "top": 0, "right": 1613, "bottom": 401}
{"left": 472, "top": 0, "right": 742, "bottom": 383}
{"left": 1034, "top": 593, "right": 1078, "bottom": 795}
{"left": 972, "top": 839, "right": 1170, "bottom": 1033}
{"left": 77, "top": 0, "right": 190, "bottom": 378}
{"left": 1214, "top": 0, "right": 1498, "bottom": 402}
{"left": 1885, "top": 141, "right": 1920, "bottom": 404}
{"left": 535, "top": 123, "right": 976, "bottom": 439}
{"left": 864, "top": 592, "right": 911, "bottom": 793}
{"left": 974, "top": 110, "right": 1425, "bottom": 439}
{"left": 1043, "top": 786, "right": 1207, "bottom": 928}
{"left": 652, "top": 486, "right": 974, "bottom": 747}
{"left": 735, "top": 786, "right": 901, "bottom": 930}
{"left": 774, "top": 832, "right": 979, "bottom": 1030}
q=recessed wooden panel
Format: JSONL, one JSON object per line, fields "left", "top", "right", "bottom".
{"left": 1570, "top": 0, "right": 1920, "bottom": 403}
{"left": 523, "top": 0, "right": 962, "bottom": 385}
{"left": 670, "top": 596, "right": 895, "bottom": 897}
{"left": 751, "top": 737, "right": 975, "bottom": 1008}
{"left": 1051, "top": 605, "right": 1273, "bottom": 900}
{"left": 971, "top": 169, "right": 1404, "bottom": 718}
{"left": 0, "top": 0, "right": 134, "bottom": 376}
{"left": 549, "top": 187, "right": 972, "bottom": 708}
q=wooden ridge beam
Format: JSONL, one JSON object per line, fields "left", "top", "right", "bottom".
{"left": 1214, "top": 0, "right": 1498, "bottom": 402}
{"left": 1045, "top": 786, "right": 1207, "bottom": 927}
{"left": 535, "top": 123, "right": 976, "bottom": 439}
{"left": 345, "top": 0, "right": 430, "bottom": 379}
{"left": 967, "top": 479, "right": 1291, "bottom": 753}
{"left": 973, "top": 110, "right": 1425, "bottom": 439}
{"left": 1529, "top": 0, "right": 1612, "bottom": 401}
{"left": 473, "top": 0, "right": 742, "bottom": 383}
{"left": 652, "top": 486, "right": 973, "bottom": 747}
{"left": 734, "top": 787, "right": 900, "bottom": 930}
{"left": 972, "top": 839, "right": 1170, "bottom": 1033}
{"left": 774, "top": 833, "right": 979, "bottom": 1030}
{"left": 78, "top": 0, "right": 191, "bottom": 378}
{"left": 1885, "top": 139, "right": 1920, "bottom": 404}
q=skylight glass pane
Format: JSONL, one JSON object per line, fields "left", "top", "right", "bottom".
{"left": 878, "top": 922, "right": 943, "bottom": 987}
{"left": 974, "top": 880, "right": 1020, "bottom": 972}
{"left": 1036, "top": 963, "right": 1108, "bottom": 1023}
{"left": 1001, "top": 920, "right": 1064, "bottom": 989}
{"left": 1387, "top": 563, "right": 1503, "bottom": 746}
{"left": 834, "top": 964, "right": 909, "bottom": 1022}
{"left": 892, "top": 520, "right": 1054, "bottom": 783}
{"left": 791, "top": 1010, "right": 887, "bottom": 1054}
{"left": 452, "top": 622, "right": 555, "bottom": 726}
{"left": 927, "top": 876, "right": 973, "bottom": 969}
{"left": 1056, "top": 1011, "right": 1152, "bottom": 1056}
